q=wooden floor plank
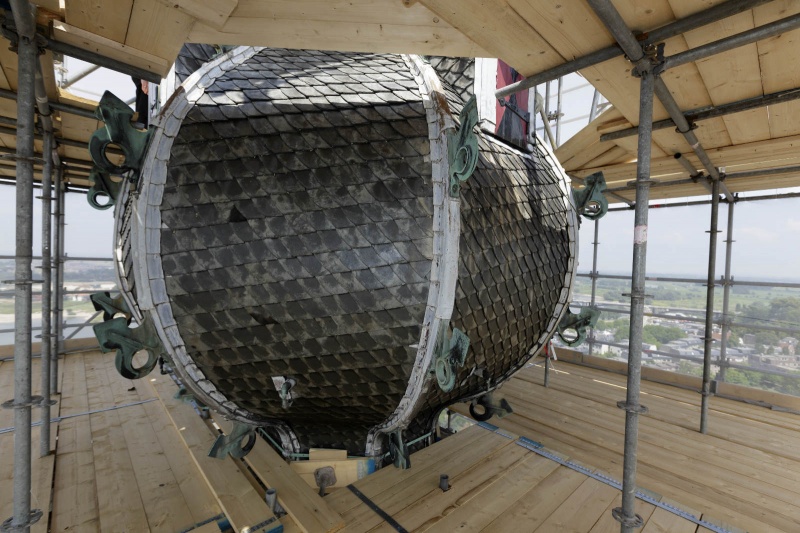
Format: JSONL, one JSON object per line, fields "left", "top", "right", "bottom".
{"left": 588, "top": 493, "right": 656, "bottom": 533}
{"left": 342, "top": 429, "right": 516, "bottom": 532}
{"left": 150, "top": 372, "right": 279, "bottom": 533}
{"left": 386, "top": 440, "right": 535, "bottom": 532}
{"left": 100, "top": 358, "right": 196, "bottom": 532}
{"left": 83, "top": 354, "right": 151, "bottom": 532}
{"left": 535, "top": 362, "right": 800, "bottom": 433}
{"left": 641, "top": 508, "right": 699, "bottom": 533}
{"left": 501, "top": 379, "right": 800, "bottom": 499}
{"left": 451, "top": 359, "right": 800, "bottom": 532}
{"left": 51, "top": 353, "right": 100, "bottom": 532}
{"left": 136, "top": 378, "right": 223, "bottom": 526}
{"left": 326, "top": 425, "right": 492, "bottom": 516}
{"left": 211, "top": 413, "right": 345, "bottom": 533}
{"left": 477, "top": 465, "right": 586, "bottom": 532}
{"left": 530, "top": 478, "right": 619, "bottom": 532}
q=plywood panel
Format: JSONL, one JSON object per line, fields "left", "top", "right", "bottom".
{"left": 125, "top": 0, "right": 196, "bottom": 62}
{"left": 190, "top": 18, "right": 486, "bottom": 58}
{"left": 65, "top": 0, "right": 135, "bottom": 42}
{"left": 418, "top": 0, "right": 564, "bottom": 74}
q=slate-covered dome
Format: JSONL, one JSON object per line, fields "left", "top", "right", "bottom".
{"left": 110, "top": 46, "right": 578, "bottom": 457}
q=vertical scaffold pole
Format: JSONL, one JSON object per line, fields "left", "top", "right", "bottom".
{"left": 588, "top": 218, "right": 600, "bottom": 358}
{"left": 717, "top": 201, "right": 735, "bottom": 383}
{"left": 51, "top": 168, "right": 65, "bottom": 393}
{"left": 700, "top": 179, "right": 721, "bottom": 434}
{"left": 4, "top": 0, "right": 41, "bottom": 530}
{"left": 39, "top": 130, "right": 54, "bottom": 458}
{"left": 555, "top": 76, "right": 563, "bottom": 146}
{"left": 613, "top": 63, "right": 656, "bottom": 533}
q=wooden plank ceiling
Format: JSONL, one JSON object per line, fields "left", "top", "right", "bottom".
{"left": 3, "top": 0, "right": 798, "bottom": 200}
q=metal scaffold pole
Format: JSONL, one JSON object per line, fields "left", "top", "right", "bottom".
{"left": 615, "top": 65, "right": 655, "bottom": 533}
{"left": 4, "top": 0, "right": 42, "bottom": 530}
{"left": 51, "top": 166, "right": 65, "bottom": 394}
{"left": 39, "top": 129, "right": 54, "bottom": 458}
{"left": 717, "top": 201, "right": 736, "bottom": 383}
{"left": 700, "top": 180, "right": 721, "bottom": 434}
{"left": 588, "top": 218, "right": 600, "bottom": 358}
{"left": 584, "top": 1, "right": 656, "bottom": 530}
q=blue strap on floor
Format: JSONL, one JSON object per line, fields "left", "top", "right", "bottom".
{"left": 346, "top": 484, "right": 408, "bottom": 533}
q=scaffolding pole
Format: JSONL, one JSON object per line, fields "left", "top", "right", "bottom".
{"left": 584, "top": 1, "right": 656, "bottom": 530}
{"left": 38, "top": 129, "right": 54, "bottom": 458}
{"left": 4, "top": 0, "right": 40, "bottom": 530}
{"left": 495, "top": 0, "right": 772, "bottom": 98}
{"left": 588, "top": 219, "right": 600, "bottom": 358}
{"left": 717, "top": 202, "right": 736, "bottom": 383}
{"left": 700, "top": 181, "right": 721, "bottom": 434}
{"left": 51, "top": 166, "right": 65, "bottom": 394}
{"left": 555, "top": 76, "right": 563, "bottom": 147}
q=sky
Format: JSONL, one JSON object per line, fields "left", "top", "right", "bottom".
{"left": 1, "top": 65, "right": 798, "bottom": 282}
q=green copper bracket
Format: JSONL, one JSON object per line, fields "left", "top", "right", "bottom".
{"left": 432, "top": 323, "right": 470, "bottom": 393}
{"left": 87, "top": 168, "right": 123, "bottom": 210}
{"left": 572, "top": 171, "right": 608, "bottom": 220}
{"left": 557, "top": 306, "right": 601, "bottom": 347}
{"left": 208, "top": 421, "right": 256, "bottom": 460}
{"left": 447, "top": 95, "right": 480, "bottom": 197}
{"left": 90, "top": 291, "right": 131, "bottom": 323}
{"left": 92, "top": 313, "right": 164, "bottom": 380}
{"left": 388, "top": 429, "right": 410, "bottom": 470}
{"left": 469, "top": 393, "right": 513, "bottom": 422}
{"left": 174, "top": 387, "right": 210, "bottom": 419}
{"left": 89, "top": 91, "right": 153, "bottom": 176}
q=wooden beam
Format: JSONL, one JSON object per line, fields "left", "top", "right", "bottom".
{"left": 64, "top": 0, "right": 135, "bottom": 42}
{"left": 51, "top": 20, "right": 171, "bottom": 77}
{"left": 188, "top": 12, "right": 487, "bottom": 57}
{"left": 150, "top": 376, "right": 280, "bottom": 533}
{"left": 417, "top": 0, "right": 564, "bottom": 72}
{"left": 211, "top": 414, "right": 345, "bottom": 533}
{"left": 154, "top": 0, "right": 238, "bottom": 30}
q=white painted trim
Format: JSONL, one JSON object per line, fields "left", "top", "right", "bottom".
{"left": 118, "top": 46, "right": 301, "bottom": 454}
{"left": 364, "top": 54, "right": 459, "bottom": 458}
{"left": 474, "top": 58, "right": 498, "bottom": 130}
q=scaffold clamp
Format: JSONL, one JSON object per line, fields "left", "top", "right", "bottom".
{"left": 612, "top": 507, "right": 644, "bottom": 528}
{"left": 617, "top": 400, "right": 649, "bottom": 414}
{"left": 1, "top": 509, "right": 43, "bottom": 531}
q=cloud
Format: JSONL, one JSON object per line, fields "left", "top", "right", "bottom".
{"left": 738, "top": 226, "right": 778, "bottom": 243}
